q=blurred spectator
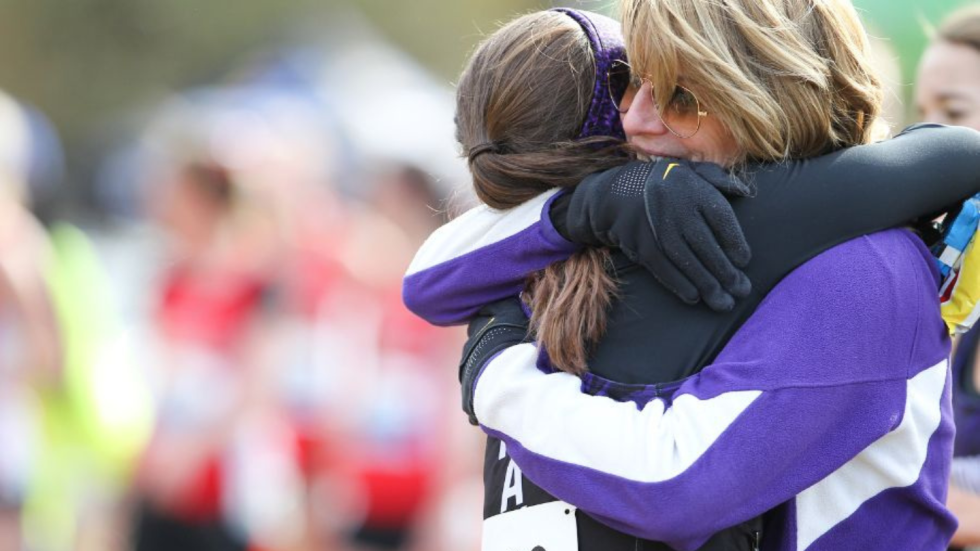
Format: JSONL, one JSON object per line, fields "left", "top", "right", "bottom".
{"left": 0, "top": 89, "right": 59, "bottom": 551}
{"left": 916, "top": 6, "right": 980, "bottom": 550}
{"left": 0, "top": 87, "right": 155, "bottom": 551}
{"left": 308, "top": 163, "right": 473, "bottom": 551}
{"left": 131, "top": 95, "right": 301, "bottom": 551}
{"left": 0, "top": 12, "right": 487, "bottom": 551}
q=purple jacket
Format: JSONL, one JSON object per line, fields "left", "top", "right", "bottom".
{"left": 403, "top": 189, "right": 576, "bottom": 326}
{"left": 471, "top": 230, "right": 955, "bottom": 551}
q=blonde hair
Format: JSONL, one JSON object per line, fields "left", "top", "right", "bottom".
{"left": 621, "top": 0, "right": 888, "bottom": 162}
{"left": 457, "top": 11, "right": 629, "bottom": 375}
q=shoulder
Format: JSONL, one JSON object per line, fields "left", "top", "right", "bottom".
{"left": 406, "top": 189, "right": 565, "bottom": 277}
{"left": 779, "top": 229, "right": 936, "bottom": 295}
{"left": 713, "top": 230, "right": 948, "bottom": 387}
{"left": 762, "top": 229, "right": 938, "bottom": 327}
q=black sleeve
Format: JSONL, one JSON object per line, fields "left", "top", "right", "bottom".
{"left": 735, "top": 123, "right": 980, "bottom": 290}
{"left": 548, "top": 188, "right": 573, "bottom": 240}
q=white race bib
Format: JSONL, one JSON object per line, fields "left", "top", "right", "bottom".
{"left": 482, "top": 501, "right": 578, "bottom": 551}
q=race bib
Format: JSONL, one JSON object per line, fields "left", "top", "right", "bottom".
{"left": 482, "top": 501, "right": 579, "bottom": 551}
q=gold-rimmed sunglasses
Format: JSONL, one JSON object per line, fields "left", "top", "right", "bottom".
{"left": 606, "top": 60, "right": 708, "bottom": 139}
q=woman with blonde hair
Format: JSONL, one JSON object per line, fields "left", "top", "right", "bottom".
{"left": 408, "top": 2, "right": 980, "bottom": 549}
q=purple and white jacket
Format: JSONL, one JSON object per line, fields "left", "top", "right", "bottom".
{"left": 470, "top": 229, "right": 956, "bottom": 551}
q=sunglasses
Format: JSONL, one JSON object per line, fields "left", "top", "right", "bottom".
{"left": 607, "top": 60, "right": 708, "bottom": 139}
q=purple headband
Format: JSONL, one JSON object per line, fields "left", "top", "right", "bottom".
{"left": 550, "top": 7, "right": 627, "bottom": 141}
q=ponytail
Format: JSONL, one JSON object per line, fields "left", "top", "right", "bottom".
{"left": 456, "top": 11, "right": 633, "bottom": 374}
{"left": 466, "top": 138, "right": 628, "bottom": 209}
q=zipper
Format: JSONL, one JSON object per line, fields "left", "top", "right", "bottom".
{"left": 752, "top": 530, "right": 762, "bottom": 551}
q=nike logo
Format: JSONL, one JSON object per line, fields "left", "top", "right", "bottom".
{"left": 663, "top": 163, "right": 680, "bottom": 180}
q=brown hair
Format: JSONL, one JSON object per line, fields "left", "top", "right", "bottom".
{"left": 621, "top": 0, "right": 887, "bottom": 163}
{"left": 938, "top": 5, "right": 980, "bottom": 52}
{"left": 456, "top": 11, "right": 632, "bottom": 375}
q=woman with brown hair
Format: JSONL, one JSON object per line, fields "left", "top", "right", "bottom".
{"left": 407, "top": 3, "right": 980, "bottom": 549}
{"left": 917, "top": 5, "right": 980, "bottom": 549}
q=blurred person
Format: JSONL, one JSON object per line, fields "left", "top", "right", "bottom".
{"left": 916, "top": 5, "right": 980, "bottom": 549}
{"left": 0, "top": 269, "right": 41, "bottom": 551}
{"left": 132, "top": 95, "right": 307, "bottom": 551}
{"left": 134, "top": 159, "right": 269, "bottom": 551}
{"left": 287, "top": 163, "right": 472, "bottom": 551}
{"left": 0, "top": 89, "right": 62, "bottom": 551}
{"left": 404, "top": 4, "right": 980, "bottom": 550}
{"left": 918, "top": 5, "right": 980, "bottom": 130}
{"left": 37, "top": 220, "right": 154, "bottom": 551}
{"left": 359, "top": 164, "right": 478, "bottom": 551}
{"left": 0, "top": 91, "right": 61, "bottom": 389}
{"left": 0, "top": 89, "right": 153, "bottom": 551}
{"left": 236, "top": 146, "right": 477, "bottom": 551}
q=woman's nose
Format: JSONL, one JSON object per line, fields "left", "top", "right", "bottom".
{"left": 622, "top": 82, "right": 670, "bottom": 137}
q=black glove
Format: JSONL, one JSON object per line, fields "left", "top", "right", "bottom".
{"left": 551, "top": 158, "right": 752, "bottom": 311}
{"left": 458, "top": 298, "right": 531, "bottom": 426}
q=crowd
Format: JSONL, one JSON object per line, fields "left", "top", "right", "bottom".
{"left": 0, "top": 29, "right": 480, "bottom": 551}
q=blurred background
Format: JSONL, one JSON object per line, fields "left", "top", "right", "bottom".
{"left": 0, "top": 0, "right": 974, "bottom": 550}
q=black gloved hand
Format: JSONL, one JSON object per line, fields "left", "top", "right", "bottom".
{"left": 458, "top": 298, "right": 531, "bottom": 426}
{"left": 551, "top": 158, "right": 753, "bottom": 311}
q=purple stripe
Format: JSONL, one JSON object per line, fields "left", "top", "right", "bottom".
{"left": 540, "top": 189, "right": 575, "bottom": 248}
